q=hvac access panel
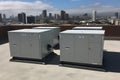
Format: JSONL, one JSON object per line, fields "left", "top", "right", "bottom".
{"left": 8, "top": 29, "right": 53, "bottom": 60}
{"left": 60, "top": 30, "right": 105, "bottom": 65}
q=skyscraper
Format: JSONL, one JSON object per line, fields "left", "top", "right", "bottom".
{"left": 3, "top": 14, "right": 6, "bottom": 20}
{"left": 92, "top": 10, "right": 96, "bottom": 22}
{"left": 61, "top": 10, "right": 66, "bottom": 20}
{"left": 42, "top": 10, "right": 47, "bottom": 19}
{"left": 3, "top": 14, "right": 6, "bottom": 22}
{"left": 27, "top": 15, "right": 35, "bottom": 24}
{"left": 115, "top": 12, "right": 119, "bottom": 19}
{"left": 0, "top": 13, "right": 2, "bottom": 22}
{"left": 54, "top": 14, "right": 60, "bottom": 20}
{"left": 49, "top": 13, "right": 52, "bottom": 19}
{"left": 54, "top": 14, "right": 57, "bottom": 20}
{"left": 65, "top": 13, "right": 69, "bottom": 20}
{"left": 18, "top": 12, "right": 26, "bottom": 24}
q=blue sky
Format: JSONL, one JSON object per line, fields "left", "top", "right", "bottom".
{"left": 0, "top": 0, "right": 120, "bottom": 16}
{"left": 22, "top": 0, "right": 120, "bottom": 9}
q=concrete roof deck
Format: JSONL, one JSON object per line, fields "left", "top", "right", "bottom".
{"left": 0, "top": 40, "right": 120, "bottom": 80}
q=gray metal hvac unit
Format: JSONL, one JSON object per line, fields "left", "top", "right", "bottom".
{"left": 8, "top": 29, "right": 53, "bottom": 59}
{"left": 73, "top": 27, "right": 103, "bottom": 30}
{"left": 60, "top": 30, "right": 105, "bottom": 66}
{"left": 33, "top": 27, "right": 60, "bottom": 46}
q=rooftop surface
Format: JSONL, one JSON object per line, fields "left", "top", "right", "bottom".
{"left": 0, "top": 40, "right": 120, "bottom": 80}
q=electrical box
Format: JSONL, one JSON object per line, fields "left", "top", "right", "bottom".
{"left": 33, "top": 27, "right": 60, "bottom": 46}
{"left": 8, "top": 29, "right": 53, "bottom": 59}
{"left": 60, "top": 30, "right": 105, "bottom": 65}
{"left": 73, "top": 27, "right": 103, "bottom": 30}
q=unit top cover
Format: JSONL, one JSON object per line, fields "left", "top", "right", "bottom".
{"left": 73, "top": 27, "right": 103, "bottom": 29}
{"left": 60, "top": 30, "right": 105, "bottom": 35}
{"left": 9, "top": 29, "right": 51, "bottom": 33}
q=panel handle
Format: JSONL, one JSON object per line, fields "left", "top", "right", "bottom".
{"left": 65, "top": 47, "right": 70, "bottom": 50}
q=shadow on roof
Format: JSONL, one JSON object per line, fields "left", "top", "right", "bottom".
{"left": 104, "top": 51, "right": 120, "bottom": 73}
{"left": 9, "top": 49, "right": 120, "bottom": 73}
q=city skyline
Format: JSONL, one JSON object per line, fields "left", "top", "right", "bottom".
{"left": 0, "top": 0, "right": 120, "bottom": 16}
{"left": 0, "top": 9, "right": 120, "bottom": 25}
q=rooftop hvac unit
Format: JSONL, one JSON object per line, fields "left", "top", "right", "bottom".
{"left": 8, "top": 29, "right": 53, "bottom": 60}
{"left": 73, "top": 27, "right": 103, "bottom": 30}
{"left": 33, "top": 27, "right": 60, "bottom": 47}
{"left": 60, "top": 30, "right": 105, "bottom": 66}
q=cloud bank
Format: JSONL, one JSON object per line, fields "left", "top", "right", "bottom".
{"left": 0, "top": 1, "right": 120, "bottom": 17}
{"left": 66, "top": 3, "right": 120, "bottom": 15}
{"left": 0, "top": 0, "right": 55, "bottom": 16}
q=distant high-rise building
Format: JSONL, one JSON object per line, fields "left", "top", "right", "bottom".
{"left": 42, "top": 10, "right": 47, "bottom": 19}
{"left": 92, "top": 10, "right": 96, "bottom": 22}
{"left": 54, "top": 14, "right": 57, "bottom": 20}
{"left": 65, "top": 13, "right": 69, "bottom": 20}
{"left": 54, "top": 14, "right": 60, "bottom": 20}
{"left": 61, "top": 10, "right": 66, "bottom": 20}
{"left": 35, "top": 15, "right": 41, "bottom": 24}
{"left": 9, "top": 15, "right": 14, "bottom": 20}
{"left": 40, "top": 14, "right": 42, "bottom": 19}
{"left": 27, "top": 15, "right": 35, "bottom": 24}
{"left": 83, "top": 13, "right": 88, "bottom": 16}
{"left": 3, "top": 14, "right": 6, "bottom": 20}
{"left": 18, "top": 12, "right": 26, "bottom": 24}
{"left": 115, "top": 12, "right": 119, "bottom": 19}
{"left": 49, "top": 13, "right": 52, "bottom": 19}
{"left": 2, "top": 14, "right": 6, "bottom": 23}
{"left": 3, "top": 14, "right": 6, "bottom": 22}
{"left": 57, "top": 14, "right": 60, "bottom": 20}
{"left": 0, "top": 13, "right": 2, "bottom": 22}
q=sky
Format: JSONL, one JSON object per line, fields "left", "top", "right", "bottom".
{"left": 0, "top": 0, "right": 120, "bottom": 16}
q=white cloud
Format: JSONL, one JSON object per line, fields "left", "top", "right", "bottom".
{"left": 66, "top": 3, "right": 120, "bottom": 15}
{"left": 0, "top": 0, "right": 55, "bottom": 16}
{"left": 0, "top": 1, "right": 120, "bottom": 17}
